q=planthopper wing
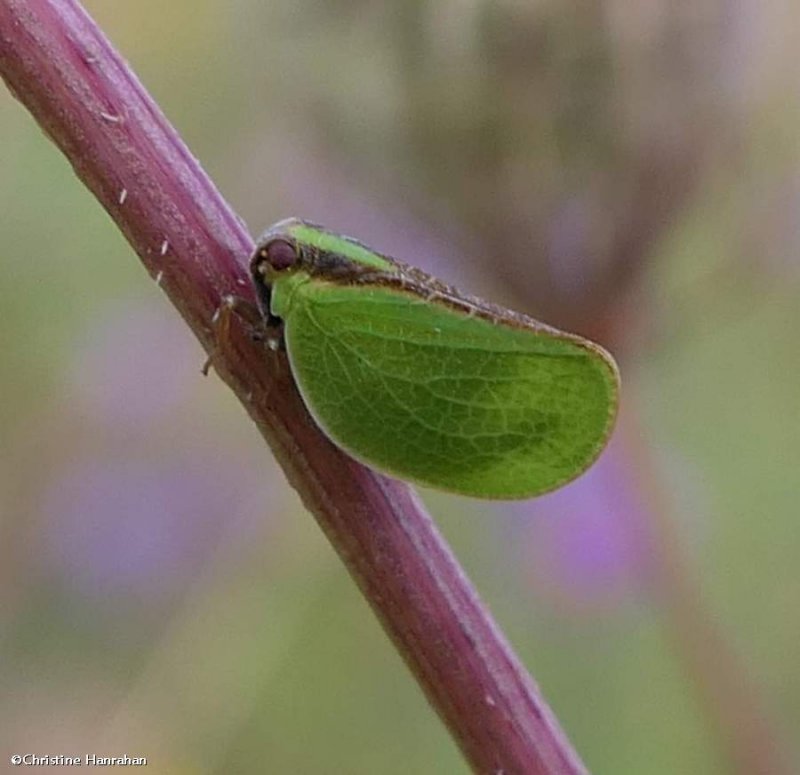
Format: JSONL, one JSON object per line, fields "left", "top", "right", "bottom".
{"left": 282, "top": 279, "right": 619, "bottom": 499}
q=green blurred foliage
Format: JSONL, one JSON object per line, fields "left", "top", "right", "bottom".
{"left": 1, "top": 1, "right": 798, "bottom": 773}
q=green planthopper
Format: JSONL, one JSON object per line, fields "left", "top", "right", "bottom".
{"left": 216, "top": 218, "right": 619, "bottom": 500}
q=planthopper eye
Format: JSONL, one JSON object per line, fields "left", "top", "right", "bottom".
{"left": 261, "top": 239, "right": 298, "bottom": 272}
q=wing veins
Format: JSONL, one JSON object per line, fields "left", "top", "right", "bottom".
{"left": 303, "top": 303, "right": 538, "bottom": 445}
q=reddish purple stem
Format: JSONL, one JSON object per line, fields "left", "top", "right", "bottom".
{"left": 0, "top": 2, "right": 587, "bottom": 772}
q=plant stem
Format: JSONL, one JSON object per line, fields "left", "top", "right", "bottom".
{"left": 0, "top": 2, "right": 587, "bottom": 772}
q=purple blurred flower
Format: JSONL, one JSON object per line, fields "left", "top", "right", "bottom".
{"left": 509, "top": 430, "right": 654, "bottom": 611}
{"left": 68, "top": 299, "right": 198, "bottom": 428}
{"left": 40, "top": 456, "right": 268, "bottom": 601}
{"left": 37, "top": 296, "right": 282, "bottom": 605}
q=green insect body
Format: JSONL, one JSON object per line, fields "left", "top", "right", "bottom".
{"left": 250, "top": 218, "right": 619, "bottom": 500}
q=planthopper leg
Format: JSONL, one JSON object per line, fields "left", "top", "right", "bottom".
{"left": 202, "top": 295, "right": 283, "bottom": 376}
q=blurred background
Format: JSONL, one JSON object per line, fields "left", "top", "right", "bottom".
{"left": 1, "top": 1, "right": 798, "bottom": 772}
